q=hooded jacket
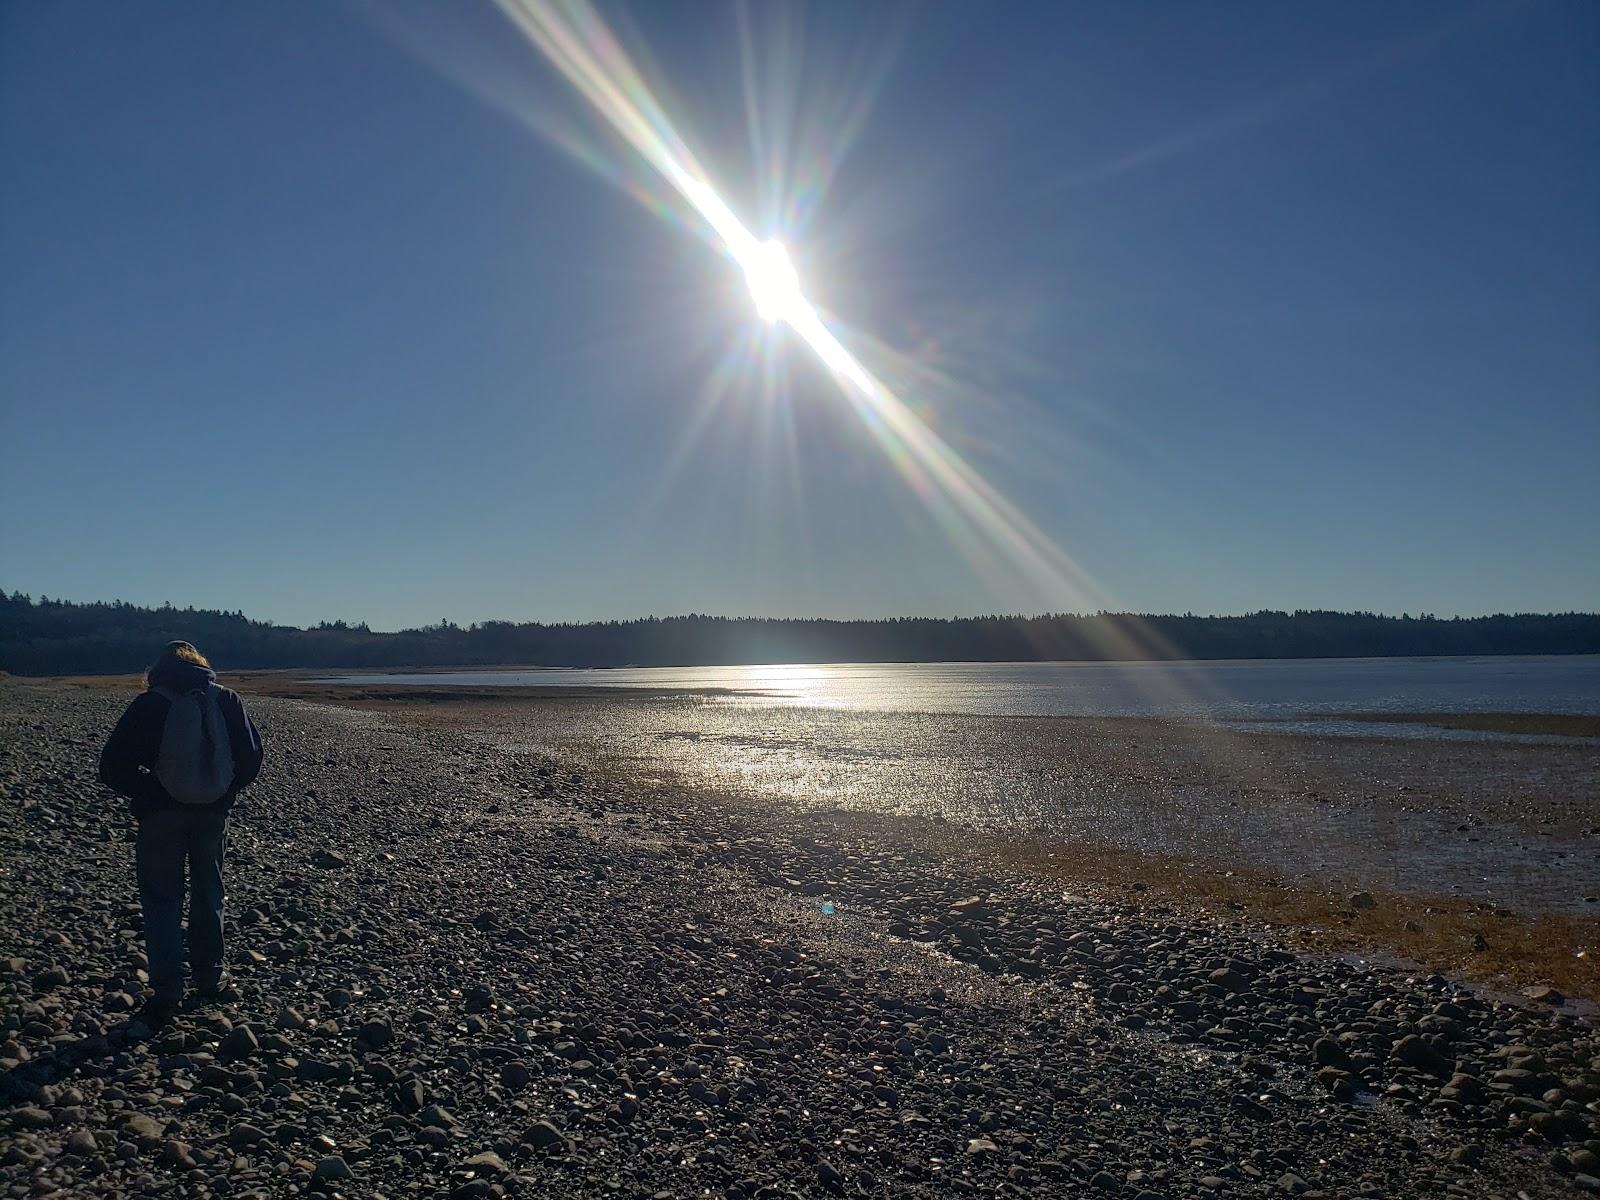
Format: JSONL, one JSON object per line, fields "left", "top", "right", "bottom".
{"left": 98, "top": 660, "right": 264, "bottom": 817}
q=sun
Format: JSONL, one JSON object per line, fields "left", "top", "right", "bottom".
{"left": 740, "top": 238, "right": 804, "bottom": 324}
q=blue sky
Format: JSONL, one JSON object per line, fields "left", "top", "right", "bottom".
{"left": 2, "top": 0, "right": 1595, "bottom": 630}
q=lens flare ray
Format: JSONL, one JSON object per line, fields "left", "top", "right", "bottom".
{"left": 489, "top": 0, "right": 1199, "bottom": 667}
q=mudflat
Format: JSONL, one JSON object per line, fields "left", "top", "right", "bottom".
{"left": 2, "top": 676, "right": 1598, "bottom": 1199}
{"left": 259, "top": 675, "right": 1600, "bottom": 989}
{"left": 1301, "top": 712, "right": 1600, "bottom": 739}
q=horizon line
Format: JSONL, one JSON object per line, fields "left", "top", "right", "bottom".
{"left": 4, "top": 589, "right": 1597, "bottom": 636}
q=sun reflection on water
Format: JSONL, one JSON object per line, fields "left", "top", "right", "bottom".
{"left": 736, "top": 662, "right": 834, "bottom": 699}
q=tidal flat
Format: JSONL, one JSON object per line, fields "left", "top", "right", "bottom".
{"left": 248, "top": 671, "right": 1600, "bottom": 993}
{"left": 3, "top": 675, "right": 1598, "bottom": 1199}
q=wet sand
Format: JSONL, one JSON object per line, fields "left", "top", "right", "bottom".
{"left": 292, "top": 689, "right": 1597, "bottom": 903}
{"left": 232, "top": 674, "right": 1600, "bottom": 999}
{"left": 1294, "top": 712, "right": 1600, "bottom": 739}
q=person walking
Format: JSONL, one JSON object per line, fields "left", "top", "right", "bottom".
{"left": 99, "top": 641, "right": 263, "bottom": 1024}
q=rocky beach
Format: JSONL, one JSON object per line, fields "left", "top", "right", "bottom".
{"left": 3, "top": 676, "right": 1599, "bottom": 1198}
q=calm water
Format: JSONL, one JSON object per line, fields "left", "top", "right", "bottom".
{"left": 327, "top": 654, "right": 1600, "bottom": 727}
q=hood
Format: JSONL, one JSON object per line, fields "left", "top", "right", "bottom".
{"left": 148, "top": 660, "right": 217, "bottom": 693}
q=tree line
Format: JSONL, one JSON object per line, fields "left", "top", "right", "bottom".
{"left": 1, "top": 590, "right": 1596, "bottom": 676}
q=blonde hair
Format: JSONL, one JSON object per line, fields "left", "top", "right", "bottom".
{"left": 147, "top": 640, "right": 212, "bottom": 688}
{"left": 170, "top": 643, "right": 210, "bottom": 668}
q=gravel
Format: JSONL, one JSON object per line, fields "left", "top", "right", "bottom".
{"left": 1, "top": 677, "right": 1596, "bottom": 1198}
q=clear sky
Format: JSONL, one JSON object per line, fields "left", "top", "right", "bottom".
{"left": 2, "top": 0, "right": 1596, "bottom": 630}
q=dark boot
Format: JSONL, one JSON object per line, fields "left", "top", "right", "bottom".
{"left": 136, "top": 994, "right": 179, "bottom": 1028}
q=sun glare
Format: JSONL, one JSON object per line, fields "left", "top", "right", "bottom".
{"left": 742, "top": 239, "right": 803, "bottom": 324}
{"left": 490, "top": 0, "right": 1169, "bottom": 637}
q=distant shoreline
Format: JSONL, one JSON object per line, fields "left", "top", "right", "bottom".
{"left": 6, "top": 592, "right": 1598, "bottom": 675}
{"left": 21, "top": 647, "right": 1600, "bottom": 682}
{"left": 304, "top": 649, "right": 1600, "bottom": 673}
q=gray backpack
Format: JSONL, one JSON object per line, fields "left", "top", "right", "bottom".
{"left": 154, "top": 685, "right": 235, "bottom": 805}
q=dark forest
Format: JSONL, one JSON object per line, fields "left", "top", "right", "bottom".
{"left": 2, "top": 591, "right": 1596, "bottom": 676}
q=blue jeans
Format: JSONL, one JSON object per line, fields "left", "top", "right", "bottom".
{"left": 135, "top": 808, "right": 228, "bottom": 1000}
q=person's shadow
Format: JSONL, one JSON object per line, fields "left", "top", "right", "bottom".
{"left": 0, "top": 1014, "right": 163, "bottom": 1106}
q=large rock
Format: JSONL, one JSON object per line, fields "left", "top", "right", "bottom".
{"left": 1208, "top": 967, "right": 1249, "bottom": 994}
{"left": 220, "top": 1026, "right": 259, "bottom": 1062}
{"left": 418, "top": 1104, "right": 456, "bottom": 1129}
{"left": 357, "top": 1017, "right": 392, "bottom": 1049}
{"left": 31, "top": 966, "right": 69, "bottom": 992}
{"left": 159, "top": 1139, "right": 195, "bottom": 1168}
{"left": 1392, "top": 1034, "right": 1452, "bottom": 1077}
{"left": 394, "top": 1079, "right": 426, "bottom": 1113}
{"left": 1316, "top": 1067, "right": 1358, "bottom": 1102}
{"left": 1440, "top": 1073, "right": 1487, "bottom": 1104}
{"left": 298, "top": 1056, "right": 351, "bottom": 1083}
{"left": 525, "top": 1119, "right": 566, "bottom": 1150}
{"left": 276, "top": 1006, "right": 306, "bottom": 1030}
{"left": 461, "top": 1150, "right": 508, "bottom": 1176}
{"left": 228, "top": 1123, "right": 269, "bottom": 1150}
{"left": 312, "top": 1155, "right": 354, "bottom": 1182}
{"left": 119, "top": 1113, "right": 165, "bottom": 1146}
{"left": 1313, "top": 1038, "right": 1354, "bottom": 1071}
